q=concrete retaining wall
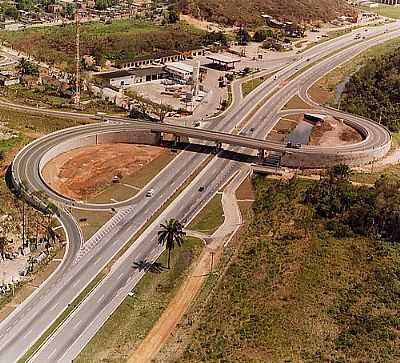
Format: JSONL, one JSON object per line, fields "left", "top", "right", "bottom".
{"left": 281, "top": 143, "right": 391, "bottom": 168}
{"left": 39, "top": 130, "right": 161, "bottom": 174}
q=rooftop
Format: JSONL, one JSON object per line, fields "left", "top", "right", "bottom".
{"left": 206, "top": 53, "right": 241, "bottom": 64}
{"left": 165, "top": 62, "right": 193, "bottom": 73}
{"left": 96, "top": 66, "right": 166, "bottom": 80}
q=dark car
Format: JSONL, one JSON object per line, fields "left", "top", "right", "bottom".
{"left": 198, "top": 186, "right": 205, "bottom": 192}
{"left": 286, "top": 141, "right": 301, "bottom": 149}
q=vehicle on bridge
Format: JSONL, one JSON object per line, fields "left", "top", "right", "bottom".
{"left": 286, "top": 141, "right": 302, "bottom": 149}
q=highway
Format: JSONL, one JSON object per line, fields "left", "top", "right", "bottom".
{"left": 0, "top": 20, "right": 399, "bottom": 362}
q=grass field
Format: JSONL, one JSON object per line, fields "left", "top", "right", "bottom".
{"left": 177, "top": 178, "right": 400, "bottom": 363}
{"left": 283, "top": 95, "right": 312, "bottom": 109}
{"left": 241, "top": 76, "right": 265, "bottom": 98}
{"left": 0, "top": 20, "right": 205, "bottom": 71}
{"left": 72, "top": 209, "right": 112, "bottom": 241}
{"left": 309, "top": 37, "right": 400, "bottom": 106}
{"left": 76, "top": 237, "right": 203, "bottom": 363}
{"left": 362, "top": 5, "right": 400, "bottom": 19}
{"left": 188, "top": 194, "right": 224, "bottom": 235}
{"left": 2, "top": 86, "right": 124, "bottom": 114}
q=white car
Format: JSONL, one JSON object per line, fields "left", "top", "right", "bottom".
{"left": 146, "top": 189, "right": 154, "bottom": 197}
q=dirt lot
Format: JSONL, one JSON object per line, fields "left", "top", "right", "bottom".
{"left": 42, "top": 144, "right": 165, "bottom": 200}
{"left": 309, "top": 116, "right": 362, "bottom": 146}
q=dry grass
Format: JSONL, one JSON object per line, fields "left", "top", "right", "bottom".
{"left": 308, "top": 37, "right": 400, "bottom": 106}
{"left": 176, "top": 178, "right": 400, "bottom": 363}
{"left": 235, "top": 176, "right": 255, "bottom": 201}
{"left": 72, "top": 210, "right": 112, "bottom": 241}
{"left": 266, "top": 118, "right": 298, "bottom": 143}
{"left": 75, "top": 237, "right": 203, "bottom": 363}
{"left": 283, "top": 95, "right": 312, "bottom": 110}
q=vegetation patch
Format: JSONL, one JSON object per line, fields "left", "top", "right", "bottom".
{"left": 75, "top": 237, "right": 203, "bottom": 363}
{"left": 340, "top": 47, "right": 400, "bottom": 131}
{"left": 309, "top": 37, "right": 400, "bottom": 131}
{"left": 177, "top": 0, "right": 355, "bottom": 27}
{"left": 241, "top": 76, "right": 265, "bottom": 98}
{"left": 283, "top": 95, "right": 312, "bottom": 109}
{"left": 362, "top": 5, "right": 400, "bottom": 19}
{"left": 176, "top": 169, "right": 400, "bottom": 362}
{"left": 0, "top": 20, "right": 205, "bottom": 71}
{"left": 266, "top": 118, "right": 298, "bottom": 143}
{"left": 188, "top": 194, "right": 224, "bottom": 235}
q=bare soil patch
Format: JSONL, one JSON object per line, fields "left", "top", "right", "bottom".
{"left": 309, "top": 116, "right": 362, "bottom": 146}
{"left": 267, "top": 115, "right": 301, "bottom": 143}
{"left": 308, "top": 83, "right": 332, "bottom": 104}
{"left": 43, "top": 144, "right": 165, "bottom": 200}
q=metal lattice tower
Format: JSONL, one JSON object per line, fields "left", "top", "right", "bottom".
{"left": 74, "top": 11, "right": 81, "bottom": 105}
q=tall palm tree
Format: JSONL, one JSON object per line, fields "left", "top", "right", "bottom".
{"left": 157, "top": 219, "right": 186, "bottom": 269}
{"left": 0, "top": 236, "right": 6, "bottom": 260}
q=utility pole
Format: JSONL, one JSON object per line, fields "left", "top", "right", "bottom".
{"left": 210, "top": 251, "right": 215, "bottom": 274}
{"left": 74, "top": 10, "right": 81, "bottom": 105}
{"left": 22, "top": 200, "right": 25, "bottom": 248}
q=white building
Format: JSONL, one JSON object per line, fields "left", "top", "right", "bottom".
{"left": 97, "top": 66, "right": 166, "bottom": 88}
{"left": 165, "top": 62, "right": 194, "bottom": 81}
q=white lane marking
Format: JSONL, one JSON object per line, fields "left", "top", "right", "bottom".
{"left": 73, "top": 320, "right": 82, "bottom": 330}
{"left": 98, "top": 294, "right": 105, "bottom": 302}
{"left": 117, "top": 272, "right": 124, "bottom": 281}
{"left": 23, "top": 329, "right": 33, "bottom": 338}
{"left": 72, "top": 279, "right": 81, "bottom": 288}
{"left": 94, "top": 257, "right": 101, "bottom": 265}
{"left": 49, "top": 303, "right": 59, "bottom": 312}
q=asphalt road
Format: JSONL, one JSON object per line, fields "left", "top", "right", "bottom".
{"left": 0, "top": 20, "right": 399, "bottom": 362}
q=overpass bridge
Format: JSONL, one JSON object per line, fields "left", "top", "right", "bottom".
{"left": 108, "top": 114, "right": 391, "bottom": 168}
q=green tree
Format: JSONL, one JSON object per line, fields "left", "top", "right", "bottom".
{"left": 253, "top": 29, "right": 267, "bottom": 42}
{"left": 16, "top": 0, "right": 34, "bottom": 11}
{"left": 17, "top": 58, "right": 39, "bottom": 77}
{"left": 236, "top": 28, "right": 250, "bottom": 45}
{"left": 167, "top": 9, "right": 180, "bottom": 23}
{"left": 157, "top": 219, "right": 186, "bottom": 269}
{"left": 0, "top": 236, "right": 6, "bottom": 260}
{"left": 95, "top": 0, "right": 112, "bottom": 10}
{"left": 328, "top": 164, "right": 352, "bottom": 182}
{"left": 3, "top": 5, "right": 19, "bottom": 20}
{"left": 204, "top": 31, "right": 228, "bottom": 46}
{"left": 65, "top": 3, "right": 76, "bottom": 19}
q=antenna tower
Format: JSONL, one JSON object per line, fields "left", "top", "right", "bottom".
{"left": 74, "top": 10, "right": 81, "bottom": 105}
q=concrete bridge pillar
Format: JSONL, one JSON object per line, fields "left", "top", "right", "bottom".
{"left": 172, "top": 134, "right": 181, "bottom": 147}
{"left": 257, "top": 149, "right": 266, "bottom": 163}
{"left": 215, "top": 141, "right": 223, "bottom": 153}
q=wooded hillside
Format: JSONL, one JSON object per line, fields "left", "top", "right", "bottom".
{"left": 341, "top": 48, "right": 400, "bottom": 131}
{"left": 176, "top": 0, "right": 356, "bottom": 26}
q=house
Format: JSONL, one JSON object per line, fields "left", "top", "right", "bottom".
{"left": 118, "top": 48, "right": 206, "bottom": 69}
{"left": 96, "top": 66, "right": 167, "bottom": 88}
{"left": 47, "top": 4, "right": 63, "bottom": 14}
{"left": 0, "top": 73, "right": 20, "bottom": 86}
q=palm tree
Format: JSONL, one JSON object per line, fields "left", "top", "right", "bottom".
{"left": 0, "top": 237, "right": 6, "bottom": 260}
{"left": 157, "top": 219, "right": 186, "bottom": 269}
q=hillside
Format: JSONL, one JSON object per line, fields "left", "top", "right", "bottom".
{"left": 176, "top": 172, "right": 400, "bottom": 362}
{"left": 176, "top": 0, "right": 356, "bottom": 26}
{"left": 0, "top": 20, "right": 205, "bottom": 72}
{"left": 341, "top": 48, "right": 400, "bottom": 132}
